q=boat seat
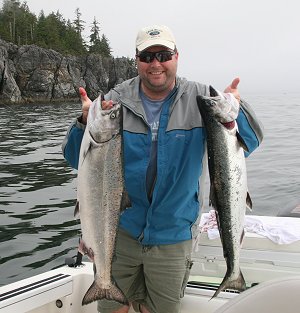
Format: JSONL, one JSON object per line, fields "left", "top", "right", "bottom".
{"left": 214, "top": 276, "right": 300, "bottom": 313}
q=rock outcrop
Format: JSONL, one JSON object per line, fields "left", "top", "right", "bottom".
{"left": 0, "top": 39, "right": 137, "bottom": 104}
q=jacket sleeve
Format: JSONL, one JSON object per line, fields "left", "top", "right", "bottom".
{"left": 61, "top": 118, "right": 85, "bottom": 169}
{"left": 237, "top": 99, "right": 264, "bottom": 157}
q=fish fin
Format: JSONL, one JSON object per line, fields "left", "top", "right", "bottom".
{"left": 240, "top": 228, "right": 245, "bottom": 245}
{"left": 74, "top": 201, "right": 80, "bottom": 219}
{"left": 211, "top": 269, "right": 246, "bottom": 299}
{"left": 209, "top": 85, "right": 219, "bottom": 97}
{"left": 77, "top": 239, "right": 85, "bottom": 255}
{"left": 214, "top": 209, "right": 222, "bottom": 238}
{"left": 79, "top": 141, "right": 92, "bottom": 167}
{"left": 246, "top": 192, "right": 253, "bottom": 211}
{"left": 120, "top": 190, "right": 131, "bottom": 211}
{"left": 209, "top": 184, "right": 217, "bottom": 209}
{"left": 82, "top": 280, "right": 128, "bottom": 306}
{"left": 78, "top": 239, "right": 95, "bottom": 261}
{"left": 236, "top": 131, "right": 249, "bottom": 152}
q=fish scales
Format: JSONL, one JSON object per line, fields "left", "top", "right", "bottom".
{"left": 75, "top": 95, "right": 130, "bottom": 306}
{"left": 197, "top": 86, "right": 249, "bottom": 298}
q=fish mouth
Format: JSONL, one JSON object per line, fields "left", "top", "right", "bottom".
{"left": 221, "top": 121, "right": 236, "bottom": 130}
{"left": 89, "top": 131, "right": 120, "bottom": 145}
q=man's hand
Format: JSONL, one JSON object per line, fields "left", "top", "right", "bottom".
{"left": 79, "top": 87, "right": 114, "bottom": 124}
{"left": 224, "top": 77, "right": 241, "bottom": 103}
{"left": 79, "top": 87, "right": 92, "bottom": 124}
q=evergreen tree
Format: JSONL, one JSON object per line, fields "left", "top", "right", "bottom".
{"left": 89, "top": 17, "right": 101, "bottom": 53}
{"left": 19, "top": 2, "right": 36, "bottom": 44}
{"left": 73, "top": 8, "right": 85, "bottom": 37}
{"left": 44, "top": 12, "right": 63, "bottom": 51}
{"left": 34, "top": 10, "right": 47, "bottom": 48}
{"left": 2, "top": 0, "right": 20, "bottom": 42}
{"left": 0, "top": 1, "right": 13, "bottom": 41}
{"left": 64, "top": 18, "right": 87, "bottom": 55}
{"left": 0, "top": 0, "right": 36, "bottom": 45}
{"left": 89, "top": 17, "right": 112, "bottom": 56}
{"left": 99, "top": 34, "right": 112, "bottom": 57}
{"left": 0, "top": 1, "right": 113, "bottom": 57}
{"left": 89, "top": 17, "right": 100, "bottom": 45}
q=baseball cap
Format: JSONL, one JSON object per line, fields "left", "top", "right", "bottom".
{"left": 136, "top": 25, "right": 176, "bottom": 52}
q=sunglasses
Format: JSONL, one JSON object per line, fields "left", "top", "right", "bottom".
{"left": 136, "top": 51, "right": 176, "bottom": 63}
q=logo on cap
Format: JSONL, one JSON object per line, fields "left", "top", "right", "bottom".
{"left": 149, "top": 30, "right": 160, "bottom": 36}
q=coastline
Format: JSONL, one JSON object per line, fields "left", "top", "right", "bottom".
{"left": 0, "top": 39, "right": 137, "bottom": 105}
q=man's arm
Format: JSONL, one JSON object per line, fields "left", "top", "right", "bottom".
{"left": 224, "top": 77, "right": 264, "bottom": 156}
{"left": 237, "top": 100, "right": 264, "bottom": 156}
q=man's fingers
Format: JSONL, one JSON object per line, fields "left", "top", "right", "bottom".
{"left": 79, "top": 87, "right": 88, "bottom": 100}
{"left": 223, "top": 77, "right": 241, "bottom": 103}
{"left": 79, "top": 87, "right": 92, "bottom": 109}
{"left": 231, "top": 77, "right": 240, "bottom": 90}
{"left": 102, "top": 100, "right": 114, "bottom": 110}
{"left": 78, "top": 87, "right": 92, "bottom": 124}
{"left": 79, "top": 87, "right": 113, "bottom": 110}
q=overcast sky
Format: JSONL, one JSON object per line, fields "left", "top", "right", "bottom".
{"left": 2, "top": 0, "right": 300, "bottom": 93}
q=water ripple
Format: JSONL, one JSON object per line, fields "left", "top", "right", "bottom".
{"left": 0, "top": 102, "right": 82, "bottom": 286}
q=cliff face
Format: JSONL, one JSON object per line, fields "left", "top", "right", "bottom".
{"left": 0, "top": 39, "right": 137, "bottom": 104}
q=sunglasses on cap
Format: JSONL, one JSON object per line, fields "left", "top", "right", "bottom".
{"left": 136, "top": 50, "right": 176, "bottom": 63}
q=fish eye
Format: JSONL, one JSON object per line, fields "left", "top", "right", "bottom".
{"left": 110, "top": 112, "right": 116, "bottom": 119}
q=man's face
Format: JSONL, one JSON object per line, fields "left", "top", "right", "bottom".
{"left": 136, "top": 45, "right": 178, "bottom": 97}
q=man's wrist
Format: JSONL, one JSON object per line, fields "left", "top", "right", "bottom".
{"left": 78, "top": 114, "right": 87, "bottom": 125}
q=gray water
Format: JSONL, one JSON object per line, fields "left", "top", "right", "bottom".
{"left": 0, "top": 94, "right": 299, "bottom": 286}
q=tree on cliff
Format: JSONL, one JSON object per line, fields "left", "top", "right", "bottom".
{"left": 0, "top": 0, "right": 112, "bottom": 57}
{"left": 89, "top": 17, "right": 112, "bottom": 57}
{"left": 0, "top": 0, "right": 36, "bottom": 45}
{"left": 33, "top": 10, "right": 86, "bottom": 55}
{"left": 73, "top": 8, "right": 85, "bottom": 37}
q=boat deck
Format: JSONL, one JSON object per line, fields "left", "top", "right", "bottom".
{"left": 1, "top": 215, "right": 300, "bottom": 313}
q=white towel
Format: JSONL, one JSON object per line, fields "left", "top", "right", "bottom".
{"left": 245, "top": 215, "right": 300, "bottom": 244}
{"left": 200, "top": 211, "right": 300, "bottom": 244}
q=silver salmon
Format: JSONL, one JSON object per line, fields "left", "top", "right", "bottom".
{"left": 197, "top": 86, "right": 251, "bottom": 298}
{"left": 75, "top": 95, "right": 130, "bottom": 305}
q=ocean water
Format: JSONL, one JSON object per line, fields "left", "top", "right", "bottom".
{"left": 0, "top": 93, "right": 299, "bottom": 286}
{"left": 243, "top": 93, "right": 299, "bottom": 216}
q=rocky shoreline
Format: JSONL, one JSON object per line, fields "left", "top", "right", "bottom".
{"left": 0, "top": 39, "right": 137, "bottom": 104}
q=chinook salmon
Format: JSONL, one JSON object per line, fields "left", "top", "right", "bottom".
{"left": 197, "top": 86, "right": 252, "bottom": 298}
{"left": 75, "top": 95, "right": 131, "bottom": 306}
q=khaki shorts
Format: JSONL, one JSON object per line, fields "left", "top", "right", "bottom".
{"left": 98, "top": 228, "right": 193, "bottom": 313}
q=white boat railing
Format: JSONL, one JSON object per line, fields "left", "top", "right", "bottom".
{"left": 0, "top": 263, "right": 97, "bottom": 313}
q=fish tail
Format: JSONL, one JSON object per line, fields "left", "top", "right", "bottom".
{"left": 211, "top": 269, "right": 246, "bottom": 299}
{"left": 82, "top": 280, "right": 128, "bottom": 306}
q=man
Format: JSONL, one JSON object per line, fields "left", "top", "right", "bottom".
{"left": 62, "top": 25, "right": 263, "bottom": 313}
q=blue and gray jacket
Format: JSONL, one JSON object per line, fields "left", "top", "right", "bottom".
{"left": 62, "top": 76, "right": 264, "bottom": 245}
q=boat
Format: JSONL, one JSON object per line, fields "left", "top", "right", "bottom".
{"left": 1, "top": 214, "right": 300, "bottom": 313}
